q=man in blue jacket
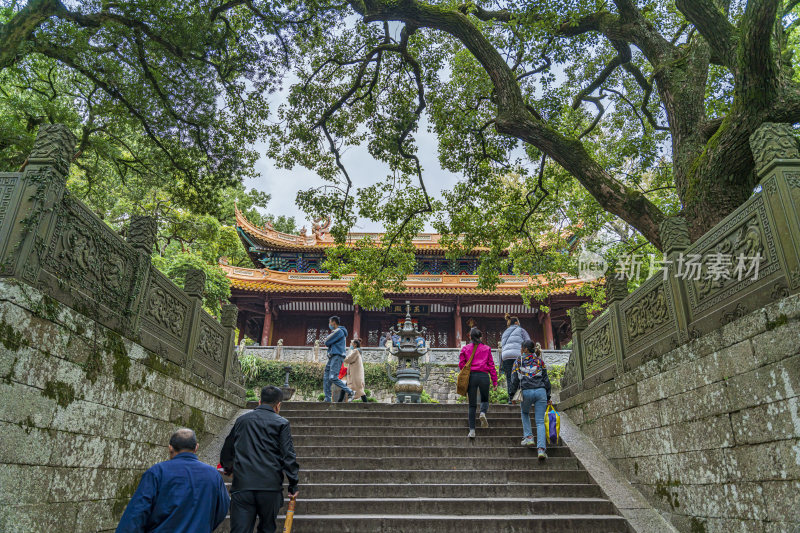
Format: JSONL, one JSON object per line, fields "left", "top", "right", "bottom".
{"left": 116, "top": 428, "right": 229, "bottom": 533}
{"left": 323, "top": 315, "right": 354, "bottom": 402}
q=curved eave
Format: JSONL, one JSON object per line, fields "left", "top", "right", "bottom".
{"left": 235, "top": 206, "right": 488, "bottom": 255}
{"left": 222, "top": 264, "right": 585, "bottom": 297}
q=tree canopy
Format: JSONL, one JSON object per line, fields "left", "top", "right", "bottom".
{"left": 4, "top": 0, "right": 800, "bottom": 309}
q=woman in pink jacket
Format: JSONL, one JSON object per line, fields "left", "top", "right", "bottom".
{"left": 459, "top": 328, "right": 498, "bottom": 438}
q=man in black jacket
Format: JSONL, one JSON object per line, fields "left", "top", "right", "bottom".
{"left": 221, "top": 386, "right": 300, "bottom": 533}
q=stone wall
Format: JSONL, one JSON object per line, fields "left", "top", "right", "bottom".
{"left": 557, "top": 124, "right": 800, "bottom": 532}
{"left": 0, "top": 281, "right": 244, "bottom": 532}
{"left": 559, "top": 292, "right": 800, "bottom": 532}
{"left": 0, "top": 125, "right": 246, "bottom": 532}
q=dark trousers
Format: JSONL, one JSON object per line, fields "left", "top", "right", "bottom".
{"left": 337, "top": 390, "right": 368, "bottom": 402}
{"left": 467, "top": 371, "right": 490, "bottom": 430}
{"left": 230, "top": 490, "right": 283, "bottom": 533}
{"left": 501, "top": 359, "right": 517, "bottom": 400}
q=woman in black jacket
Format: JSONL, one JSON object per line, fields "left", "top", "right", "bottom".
{"left": 511, "top": 341, "right": 552, "bottom": 459}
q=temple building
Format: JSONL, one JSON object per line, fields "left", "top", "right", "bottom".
{"left": 223, "top": 207, "right": 589, "bottom": 349}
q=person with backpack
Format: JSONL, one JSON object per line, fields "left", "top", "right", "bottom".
{"left": 511, "top": 340, "right": 552, "bottom": 459}
{"left": 500, "top": 314, "right": 531, "bottom": 403}
{"left": 458, "top": 327, "right": 498, "bottom": 438}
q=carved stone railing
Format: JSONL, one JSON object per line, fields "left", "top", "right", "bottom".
{"left": 561, "top": 122, "right": 800, "bottom": 400}
{"left": 0, "top": 125, "right": 245, "bottom": 399}
{"left": 243, "top": 345, "right": 573, "bottom": 367}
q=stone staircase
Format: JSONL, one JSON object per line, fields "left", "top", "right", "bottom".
{"left": 218, "top": 401, "right": 632, "bottom": 532}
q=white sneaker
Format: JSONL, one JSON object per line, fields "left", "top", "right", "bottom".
{"left": 538, "top": 448, "right": 548, "bottom": 460}
{"left": 468, "top": 429, "right": 476, "bottom": 438}
{"left": 520, "top": 437, "right": 533, "bottom": 446}
{"left": 479, "top": 412, "right": 488, "bottom": 428}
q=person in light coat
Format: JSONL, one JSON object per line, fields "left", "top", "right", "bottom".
{"left": 500, "top": 314, "right": 531, "bottom": 403}
{"left": 338, "top": 338, "right": 368, "bottom": 402}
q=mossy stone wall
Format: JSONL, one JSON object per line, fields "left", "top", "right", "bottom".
{"left": 0, "top": 280, "right": 243, "bottom": 532}
{"left": 560, "top": 293, "right": 800, "bottom": 533}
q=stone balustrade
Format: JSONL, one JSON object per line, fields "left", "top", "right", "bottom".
{"left": 561, "top": 122, "right": 800, "bottom": 401}
{"left": 242, "top": 345, "right": 572, "bottom": 367}
{"left": 0, "top": 125, "right": 244, "bottom": 402}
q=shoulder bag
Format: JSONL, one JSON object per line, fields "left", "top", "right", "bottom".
{"left": 456, "top": 344, "right": 477, "bottom": 396}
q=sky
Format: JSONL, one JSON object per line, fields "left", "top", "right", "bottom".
{"left": 244, "top": 90, "right": 462, "bottom": 233}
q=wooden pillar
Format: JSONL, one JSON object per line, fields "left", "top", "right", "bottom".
{"left": 261, "top": 298, "right": 272, "bottom": 346}
{"left": 453, "top": 299, "right": 462, "bottom": 347}
{"left": 353, "top": 304, "right": 362, "bottom": 341}
{"left": 542, "top": 312, "right": 554, "bottom": 350}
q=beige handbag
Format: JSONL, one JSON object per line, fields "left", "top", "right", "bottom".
{"left": 511, "top": 386, "right": 523, "bottom": 403}
{"left": 456, "top": 345, "right": 477, "bottom": 396}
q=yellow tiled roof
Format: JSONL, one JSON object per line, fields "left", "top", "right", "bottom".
{"left": 222, "top": 264, "right": 585, "bottom": 296}
{"left": 236, "top": 206, "right": 456, "bottom": 252}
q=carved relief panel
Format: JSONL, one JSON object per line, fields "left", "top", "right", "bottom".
{"left": 620, "top": 274, "right": 677, "bottom": 354}
{"left": 685, "top": 195, "right": 780, "bottom": 316}
{"left": 43, "top": 194, "right": 139, "bottom": 317}
{"left": 140, "top": 267, "right": 191, "bottom": 354}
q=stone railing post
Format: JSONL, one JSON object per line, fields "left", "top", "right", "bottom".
{"left": 605, "top": 274, "right": 628, "bottom": 304}
{"left": 184, "top": 268, "right": 206, "bottom": 299}
{"left": 221, "top": 302, "right": 238, "bottom": 328}
{"left": 126, "top": 215, "right": 158, "bottom": 335}
{"left": 221, "top": 302, "right": 244, "bottom": 394}
{"left": 127, "top": 215, "right": 158, "bottom": 256}
{"left": 604, "top": 274, "right": 628, "bottom": 373}
{"left": 182, "top": 267, "right": 206, "bottom": 368}
{"left": 659, "top": 216, "right": 693, "bottom": 342}
{"left": 569, "top": 306, "right": 588, "bottom": 386}
{"left": 750, "top": 123, "right": 800, "bottom": 294}
{"left": 0, "top": 124, "right": 76, "bottom": 280}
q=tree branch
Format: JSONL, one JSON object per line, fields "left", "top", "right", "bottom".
{"left": 675, "top": 0, "right": 737, "bottom": 69}
{"left": 457, "top": 3, "right": 512, "bottom": 22}
{"left": 349, "top": 0, "right": 666, "bottom": 248}
{"left": 736, "top": 0, "right": 781, "bottom": 109}
{"left": 0, "top": 0, "right": 63, "bottom": 69}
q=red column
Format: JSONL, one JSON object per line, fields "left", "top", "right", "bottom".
{"left": 542, "top": 312, "right": 554, "bottom": 350}
{"left": 353, "top": 304, "right": 362, "bottom": 341}
{"left": 261, "top": 298, "right": 272, "bottom": 346}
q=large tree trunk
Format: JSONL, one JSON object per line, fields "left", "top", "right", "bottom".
{"left": 678, "top": 115, "right": 762, "bottom": 240}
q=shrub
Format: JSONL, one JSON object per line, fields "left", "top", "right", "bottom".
{"left": 548, "top": 364, "right": 565, "bottom": 388}
{"left": 239, "top": 356, "right": 398, "bottom": 395}
{"left": 420, "top": 390, "right": 439, "bottom": 403}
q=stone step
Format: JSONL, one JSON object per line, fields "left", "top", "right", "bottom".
{"left": 288, "top": 456, "right": 579, "bottom": 470}
{"left": 295, "top": 468, "right": 593, "bottom": 485}
{"left": 274, "top": 497, "right": 617, "bottom": 516}
{"left": 292, "top": 434, "right": 551, "bottom": 447}
{"left": 249, "top": 482, "right": 605, "bottom": 499}
{"left": 287, "top": 416, "right": 540, "bottom": 428}
{"left": 218, "top": 514, "right": 630, "bottom": 533}
{"left": 281, "top": 408, "right": 538, "bottom": 418}
{"left": 214, "top": 401, "right": 629, "bottom": 533}
{"left": 280, "top": 402, "right": 526, "bottom": 412}
{"left": 293, "top": 445, "right": 573, "bottom": 458}
{"left": 291, "top": 426, "right": 529, "bottom": 437}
